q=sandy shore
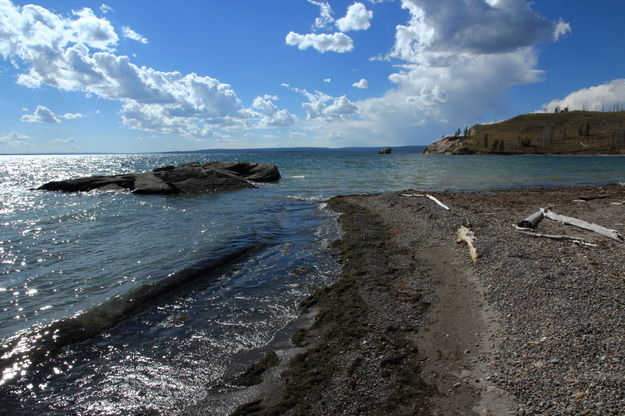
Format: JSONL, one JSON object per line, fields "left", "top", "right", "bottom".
{"left": 225, "top": 184, "right": 624, "bottom": 416}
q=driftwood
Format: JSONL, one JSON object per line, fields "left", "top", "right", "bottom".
{"left": 543, "top": 209, "right": 624, "bottom": 242}
{"left": 456, "top": 226, "right": 478, "bottom": 263}
{"left": 518, "top": 210, "right": 544, "bottom": 229}
{"left": 514, "top": 229, "right": 597, "bottom": 247}
{"left": 578, "top": 195, "right": 610, "bottom": 201}
{"left": 401, "top": 193, "right": 450, "bottom": 210}
{"left": 426, "top": 194, "right": 450, "bottom": 210}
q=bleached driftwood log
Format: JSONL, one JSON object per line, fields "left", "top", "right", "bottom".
{"left": 426, "top": 194, "right": 450, "bottom": 210}
{"left": 517, "top": 210, "right": 544, "bottom": 229}
{"left": 401, "top": 193, "right": 450, "bottom": 210}
{"left": 456, "top": 225, "right": 478, "bottom": 263}
{"left": 543, "top": 209, "right": 624, "bottom": 242}
{"left": 514, "top": 229, "right": 597, "bottom": 247}
{"left": 578, "top": 195, "right": 610, "bottom": 201}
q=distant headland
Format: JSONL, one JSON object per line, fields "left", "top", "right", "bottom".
{"left": 424, "top": 110, "right": 625, "bottom": 155}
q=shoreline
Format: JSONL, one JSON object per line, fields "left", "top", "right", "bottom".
{"left": 225, "top": 184, "right": 624, "bottom": 415}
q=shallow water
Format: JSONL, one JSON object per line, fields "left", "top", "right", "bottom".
{"left": 0, "top": 151, "right": 623, "bottom": 414}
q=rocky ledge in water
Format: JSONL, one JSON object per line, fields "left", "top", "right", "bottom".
{"left": 37, "top": 161, "right": 281, "bottom": 195}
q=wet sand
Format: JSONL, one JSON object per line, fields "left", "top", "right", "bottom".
{"left": 224, "top": 184, "right": 624, "bottom": 416}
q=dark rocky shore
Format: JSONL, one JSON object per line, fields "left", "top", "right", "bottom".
{"left": 37, "top": 161, "right": 280, "bottom": 195}
{"left": 225, "top": 184, "right": 624, "bottom": 415}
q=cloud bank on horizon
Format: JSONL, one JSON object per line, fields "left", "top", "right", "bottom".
{"left": 0, "top": 0, "right": 622, "bottom": 152}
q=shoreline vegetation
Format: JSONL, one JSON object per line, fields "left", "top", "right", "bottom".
{"left": 424, "top": 111, "right": 625, "bottom": 155}
{"left": 226, "top": 183, "right": 624, "bottom": 416}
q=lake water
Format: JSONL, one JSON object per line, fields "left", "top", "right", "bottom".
{"left": 1, "top": 150, "right": 623, "bottom": 414}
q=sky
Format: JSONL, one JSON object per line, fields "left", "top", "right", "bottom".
{"left": 1, "top": 0, "right": 625, "bottom": 153}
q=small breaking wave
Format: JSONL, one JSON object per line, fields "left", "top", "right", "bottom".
{"left": 286, "top": 195, "right": 328, "bottom": 202}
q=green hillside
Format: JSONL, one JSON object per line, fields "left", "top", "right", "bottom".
{"left": 424, "top": 111, "right": 625, "bottom": 155}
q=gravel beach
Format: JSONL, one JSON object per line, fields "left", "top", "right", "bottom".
{"left": 228, "top": 184, "right": 625, "bottom": 416}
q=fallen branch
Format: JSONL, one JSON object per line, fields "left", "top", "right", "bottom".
{"left": 514, "top": 228, "right": 597, "bottom": 247}
{"left": 579, "top": 195, "right": 610, "bottom": 201}
{"left": 517, "top": 209, "right": 544, "bottom": 229}
{"left": 543, "top": 209, "right": 624, "bottom": 242}
{"left": 426, "top": 194, "right": 450, "bottom": 210}
{"left": 456, "top": 226, "right": 478, "bottom": 263}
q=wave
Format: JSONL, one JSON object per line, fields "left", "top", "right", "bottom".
{"left": 0, "top": 242, "right": 265, "bottom": 385}
{"left": 285, "top": 195, "right": 328, "bottom": 202}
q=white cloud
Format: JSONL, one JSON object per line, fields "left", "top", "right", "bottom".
{"left": 286, "top": 31, "right": 354, "bottom": 53}
{"left": 553, "top": 19, "right": 571, "bottom": 41}
{"left": 51, "top": 137, "right": 76, "bottom": 143}
{"left": 0, "top": 0, "right": 292, "bottom": 140}
{"left": 336, "top": 2, "right": 373, "bottom": 32}
{"left": 0, "top": 131, "right": 30, "bottom": 146}
{"left": 542, "top": 79, "right": 625, "bottom": 112}
{"left": 252, "top": 95, "right": 297, "bottom": 127}
{"left": 70, "top": 8, "right": 119, "bottom": 51}
{"left": 298, "top": 89, "right": 358, "bottom": 121}
{"left": 62, "top": 112, "right": 84, "bottom": 119}
{"left": 323, "top": 78, "right": 332, "bottom": 83}
{"left": 122, "top": 26, "right": 148, "bottom": 44}
{"left": 362, "top": 0, "right": 554, "bottom": 128}
{"left": 296, "top": 0, "right": 562, "bottom": 147}
{"left": 21, "top": 105, "right": 60, "bottom": 123}
{"left": 352, "top": 78, "right": 369, "bottom": 89}
{"left": 391, "top": 0, "right": 554, "bottom": 61}
{"left": 100, "top": 4, "right": 113, "bottom": 14}
{"left": 307, "top": 0, "right": 334, "bottom": 30}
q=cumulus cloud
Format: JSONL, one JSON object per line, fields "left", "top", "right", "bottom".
{"left": 336, "top": 2, "right": 373, "bottom": 32}
{"left": 352, "top": 78, "right": 369, "bottom": 89}
{"left": 252, "top": 95, "right": 297, "bottom": 127}
{"left": 543, "top": 79, "right": 625, "bottom": 113}
{"left": 0, "top": 0, "right": 292, "bottom": 140}
{"left": 362, "top": 0, "right": 555, "bottom": 131}
{"left": 323, "top": 78, "right": 332, "bottom": 83}
{"left": 121, "top": 26, "right": 148, "bottom": 44}
{"left": 70, "top": 8, "right": 119, "bottom": 51}
{"left": 307, "top": 0, "right": 334, "bottom": 30}
{"left": 294, "top": 88, "right": 358, "bottom": 121}
{"left": 286, "top": 31, "right": 354, "bottom": 53}
{"left": 391, "top": 0, "right": 554, "bottom": 60}
{"left": 297, "top": 0, "right": 565, "bottom": 146}
{"left": 21, "top": 105, "right": 60, "bottom": 123}
{"left": 553, "top": 19, "right": 571, "bottom": 41}
{"left": 62, "top": 112, "right": 83, "bottom": 119}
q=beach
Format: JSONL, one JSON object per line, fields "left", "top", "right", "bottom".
{"left": 2, "top": 153, "right": 624, "bottom": 414}
{"left": 230, "top": 184, "right": 625, "bottom": 415}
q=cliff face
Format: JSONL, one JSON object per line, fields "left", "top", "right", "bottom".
{"left": 424, "top": 111, "right": 625, "bottom": 155}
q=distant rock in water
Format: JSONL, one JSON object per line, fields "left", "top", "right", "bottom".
{"left": 37, "top": 161, "right": 281, "bottom": 195}
{"left": 378, "top": 148, "right": 392, "bottom": 154}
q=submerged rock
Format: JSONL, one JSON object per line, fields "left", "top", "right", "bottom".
{"left": 38, "top": 161, "right": 281, "bottom": 195}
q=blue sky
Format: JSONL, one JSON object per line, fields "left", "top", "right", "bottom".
{"left": 1, "top": 0, "right": 624, "bottom": 153}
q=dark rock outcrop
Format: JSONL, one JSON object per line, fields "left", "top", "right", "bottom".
{"left": 37, "top": 161, "right": 281, "bottom": 195}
